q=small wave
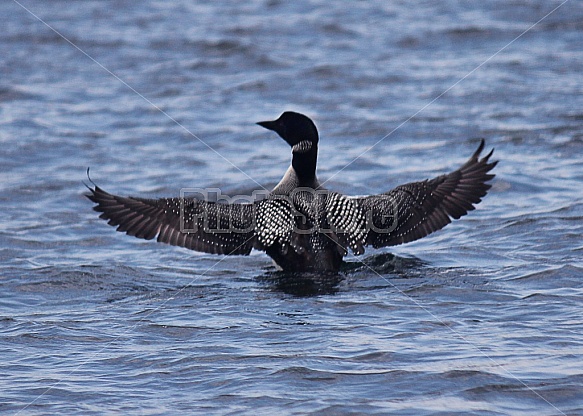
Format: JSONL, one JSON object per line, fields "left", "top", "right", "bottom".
{"left": 445, "top": 26, "right": 492, "bottom": 37}
{"left": 0, "top": 87, "right": 39, "bottom": 102}
{"left": 507, "top": 264, "right": 583, "bottom": 294}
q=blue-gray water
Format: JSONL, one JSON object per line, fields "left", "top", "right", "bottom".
{"left": 2, "top": 1, "right": 583, "bottom": 415}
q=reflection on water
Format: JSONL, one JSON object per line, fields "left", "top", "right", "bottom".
{"left": 257, "top": 253, "right": 428, "bottom": 296}
{"left": 257, "top": 270, "right": 343, "bottom": 296}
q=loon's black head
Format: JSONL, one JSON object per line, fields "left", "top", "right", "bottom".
{"left": 257, "top": 111, "right": 319, "bottom": 153}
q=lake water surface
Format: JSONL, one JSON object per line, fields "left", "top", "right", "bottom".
{"left": 1, "top": 1, "right": 583, "bottom": 415}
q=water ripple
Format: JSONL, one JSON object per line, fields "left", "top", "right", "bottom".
{"left": 1, "top": 0, "right": 583, "bottom": 415}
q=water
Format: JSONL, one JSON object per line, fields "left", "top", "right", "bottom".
{"left": 1, "top": 0, "right": 583, "bottom": 414}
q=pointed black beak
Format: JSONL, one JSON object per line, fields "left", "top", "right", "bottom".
{"left": 256, "top": 120, "right": 278, "bottom": 132}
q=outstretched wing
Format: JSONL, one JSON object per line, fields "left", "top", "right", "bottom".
{"left": 357, "top": 140, "right": 497, "bottom": 248}
{"left": 87, "top": 186, "right": 256, "bottom": 255}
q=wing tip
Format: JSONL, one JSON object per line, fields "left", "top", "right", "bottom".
{"left": 472, "top": 138, "right": 496, "bottom": 161}
{"left": 83, "top": 168, "right": 110, "bottom": 203}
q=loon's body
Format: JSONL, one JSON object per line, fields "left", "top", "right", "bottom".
{"left": 87, "top": 112, "right": 497, "bottom": 272}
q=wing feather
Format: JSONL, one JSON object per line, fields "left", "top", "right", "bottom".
{"left": 356, "top": 140, "right": 497, "bottom": 248}
{"left": 87, "top": 185, "right": 256, "bottom": 255}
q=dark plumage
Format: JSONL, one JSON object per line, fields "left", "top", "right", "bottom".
{"left": 87, "top": 111, "right": 497, "bottom": 272}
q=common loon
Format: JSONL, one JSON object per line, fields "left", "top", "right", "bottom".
{"left": 87, "top": 111, "right": 497, "bottom": 272}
